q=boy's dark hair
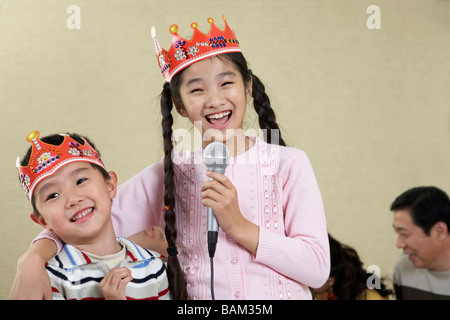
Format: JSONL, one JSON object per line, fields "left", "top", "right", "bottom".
{"left": 390, "top": 186, "right": 450, "bottom": 235}
{"left": 160, "top": 52, "right": 286, "bottom": 299}
{"left": 20, "top": 133, "right": 110, "bottom": 218}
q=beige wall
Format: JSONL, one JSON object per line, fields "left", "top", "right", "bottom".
{"left": 1, "top": 0, "right": 449, "bottom": 299}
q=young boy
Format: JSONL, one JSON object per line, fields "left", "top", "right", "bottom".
{"left": 17, "top": 130, "right": 170, "bottom": 300}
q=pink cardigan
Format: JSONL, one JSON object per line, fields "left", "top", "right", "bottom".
{"left": 37, "top": 137, "right": 329, "bottom": 299}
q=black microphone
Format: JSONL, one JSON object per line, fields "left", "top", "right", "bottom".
{"left": 204, "top": 142, "right": 230, "bottom": 258}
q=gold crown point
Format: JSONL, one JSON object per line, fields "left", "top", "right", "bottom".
{"left": 26, "top": 130, "right": 40, "bottom": 142}
{"left": 191, "top": 22, "right": 198, "bottom": 29}
{"left": 169, "top": 24, "right": 178, "bottom": 34}
{"left": 207, "top": 18, "right": 214, "bottom": 24}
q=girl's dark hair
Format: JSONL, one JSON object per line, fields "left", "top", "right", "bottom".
{"left": 160, "top": 52, "right": 285, "bottom": 299}
{"left": 328, "top": 234, "right": 392, "bottom": 299}
{"left": 20, "top": 133, "right": 110, "bottom": 217}
{"left": 218, "top": 53, "right": 286, "bottom": 147}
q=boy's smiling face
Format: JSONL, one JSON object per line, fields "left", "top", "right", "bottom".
{"left": 31, "top": 162, "right": 117, "bottom": 247}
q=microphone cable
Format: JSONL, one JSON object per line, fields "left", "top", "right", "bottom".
{"left": 210, "top": 257, "right": 215, "bottom": 300}
{"left": 208, "top": 230, "right": 218, "bottom": 300}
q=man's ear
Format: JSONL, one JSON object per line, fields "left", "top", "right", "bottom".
{"left": 106, "top": 171, "right": 118, "bottom": 199}
{"left": 432, "top": 221, "right": 448, "bottom": 240}
{"left": 29, "top": 212, "right": 51, "bottom": 230}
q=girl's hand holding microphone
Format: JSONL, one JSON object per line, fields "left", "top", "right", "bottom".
{"left": 201, "top": 171, "right": 259, "bottom": 255}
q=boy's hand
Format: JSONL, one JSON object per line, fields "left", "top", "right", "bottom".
{"left": 100, "top": 267, "right": 133, "bottom": 300}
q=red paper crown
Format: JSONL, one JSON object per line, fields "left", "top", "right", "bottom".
{"left": 16, "top": 131, "right": 105, "bottom": 201}
{"left": 151, "top": 15, "right": 241, "bottom": 82}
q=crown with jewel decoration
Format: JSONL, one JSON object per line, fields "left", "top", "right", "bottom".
{"left": 151, "top": 15, "right": 241, "bottom": 83}
{"left": 16, "top": 131, "right": 105, "bottom": 201}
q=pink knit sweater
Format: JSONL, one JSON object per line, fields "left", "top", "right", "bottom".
{"left": 37, "top": 136, "right": 329, "bottom": 299}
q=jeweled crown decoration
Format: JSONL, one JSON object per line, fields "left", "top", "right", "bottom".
{"left": 16, "top": 131, "right": 105, "bottom": 201}
{"left": 151, "top": 15, "right": 241, "bottom": 82}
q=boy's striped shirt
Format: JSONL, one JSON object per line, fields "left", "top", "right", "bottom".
{"left": 46, "top": 237, "right": 170, "bottom": 300}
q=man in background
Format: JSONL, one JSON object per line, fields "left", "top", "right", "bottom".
{"left": 391, "top": 186, "right": 450, "bottom": 299}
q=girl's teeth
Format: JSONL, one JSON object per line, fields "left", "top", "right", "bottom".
{"left": 207, "top": 111, "right": 231, "bottom": 119}
{"left": 70, "top": 208, "right": 92, "bottom": 222}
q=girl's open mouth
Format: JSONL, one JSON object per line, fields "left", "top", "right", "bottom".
{"left": 206, "top": 110, "right": 232, "bottom": 128}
